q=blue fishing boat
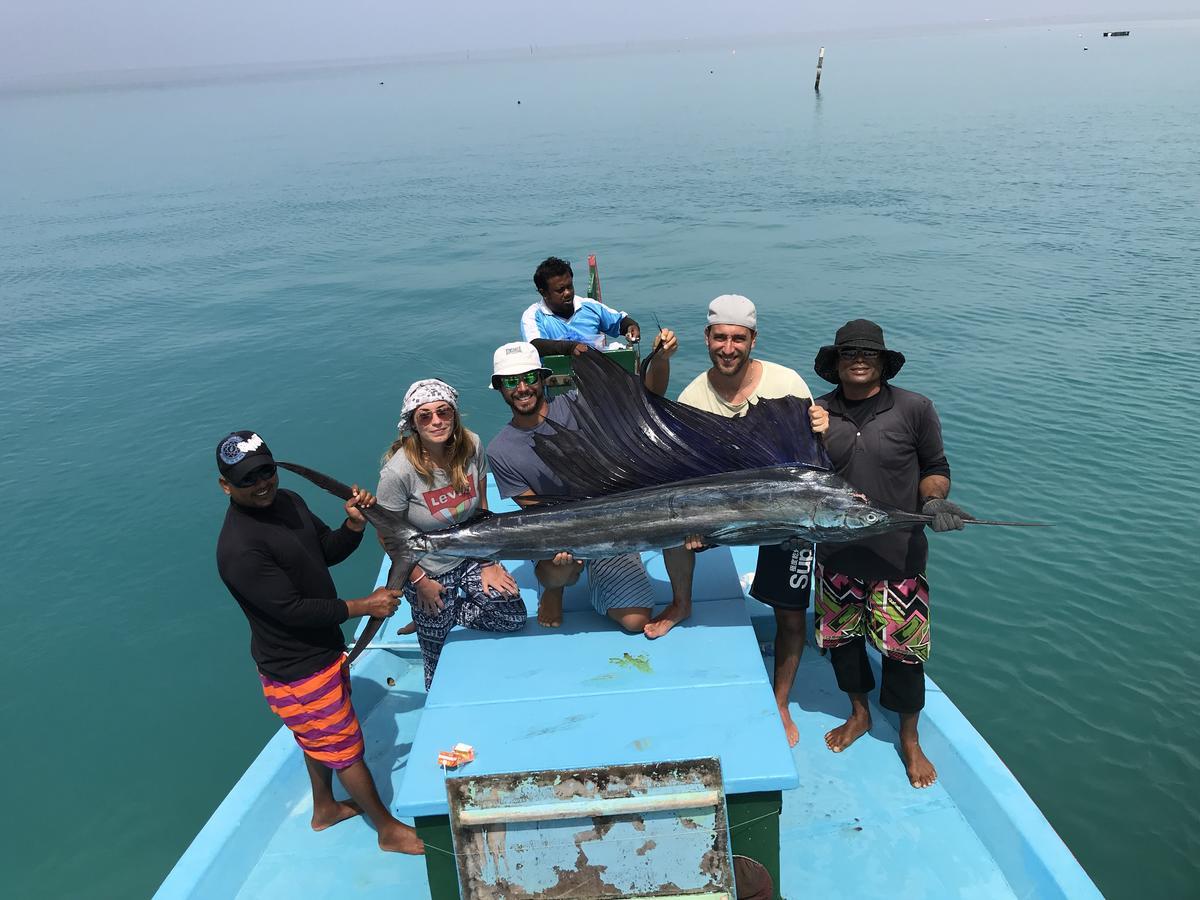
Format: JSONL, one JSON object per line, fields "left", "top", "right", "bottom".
{"left": 156, "top": 485, "right": 1100, "bottom": 899}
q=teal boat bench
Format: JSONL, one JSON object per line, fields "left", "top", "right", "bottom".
{"left": 393, "top": 532, "right": 797, "bottom": 898}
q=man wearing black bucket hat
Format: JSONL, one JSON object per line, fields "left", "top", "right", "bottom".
{"left": 214, "top": 430, "right": 424, "bottom": 854}
{"left": 812, "top": 320, "right": 969, "bottom": 789}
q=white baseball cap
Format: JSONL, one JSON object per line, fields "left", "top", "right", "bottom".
{"left": 489, "top": 342, "right": 553, "bottom": 389}
{"left": 707, "top": 294, "right": 757, "bottom": 331}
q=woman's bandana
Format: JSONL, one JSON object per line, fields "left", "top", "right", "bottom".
{"left": 398, "top": 379, "right": 458, "bottom": 433}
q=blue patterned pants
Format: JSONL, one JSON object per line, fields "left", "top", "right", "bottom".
{"left": 405, "top": 560, "right": 527, "bottom": 689}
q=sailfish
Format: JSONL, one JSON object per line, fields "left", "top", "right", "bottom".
{"left": 280, "top": 349, "right": 1042, "bottom": 663}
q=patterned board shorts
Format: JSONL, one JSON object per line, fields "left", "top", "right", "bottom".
{"left": 259, "top": 655, "right": 364, "bottom": 770}
{"left": 814, "top": 565, "right": 930, "bottom": 664}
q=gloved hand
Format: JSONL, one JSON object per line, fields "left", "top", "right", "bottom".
{"left": 922, "top": 498, "right": 968, "bottom": 532}
{"left": 780, "top": 537, "right": 810, "bottom": 553}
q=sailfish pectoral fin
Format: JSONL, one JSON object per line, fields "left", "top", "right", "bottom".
{"left": 705, "top": 524, "right": 803, "bottom": 545}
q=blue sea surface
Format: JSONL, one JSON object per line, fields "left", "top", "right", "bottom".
{"left": 2, "top": 19, "right": 1198, "bottom": 898}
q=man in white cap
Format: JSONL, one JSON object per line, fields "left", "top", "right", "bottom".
{"left": 669, "top": 295, "right": 827, "bottom": 748}
{"left": 487, "top": 340, "right": 682, "bottom": 632}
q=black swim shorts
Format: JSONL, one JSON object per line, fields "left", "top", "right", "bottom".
{"left": 749, "top": 542, "right": 815, "bottom": 610}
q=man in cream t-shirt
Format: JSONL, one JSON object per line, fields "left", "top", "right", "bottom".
{"left": 676, "top": 295, "right": 812, "bottom": 412}
{"left": 672, "top": 295, "right": 826, "bottom": 748}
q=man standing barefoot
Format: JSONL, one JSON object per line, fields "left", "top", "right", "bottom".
{"left": 214, "top": 430, "right": 424, "bottom": 853}
{"left": 812, "top": 322, "right": 969, "bottom": 788}
{"left": 670, "top": 295, "right": 827, "bottom": 748}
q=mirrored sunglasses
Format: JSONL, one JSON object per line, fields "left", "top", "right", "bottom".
{"left": 499, "top": 371, "right": 540, "bottom": 390}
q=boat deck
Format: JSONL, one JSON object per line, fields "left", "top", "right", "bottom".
{"left": 228, "top": 627, "right": 1015, "bottom": 899}
{"left": 158, "top": 501, "right": 1099, "bottom": 899}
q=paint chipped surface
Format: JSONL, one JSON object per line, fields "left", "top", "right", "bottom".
{"left": 446, "top": 758, "right": 733, "bottom": 898}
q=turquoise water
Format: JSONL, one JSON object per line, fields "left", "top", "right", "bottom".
{"left": 3, "top": 19, "right": 1198, "bottom": 898}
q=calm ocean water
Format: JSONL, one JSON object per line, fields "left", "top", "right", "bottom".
{"left": 2, "top": 19, "right": 1198, "bottom": 898}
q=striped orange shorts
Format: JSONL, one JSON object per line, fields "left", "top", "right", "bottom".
{"left": 259, "top": 656, "right": 365, "bottom": 770}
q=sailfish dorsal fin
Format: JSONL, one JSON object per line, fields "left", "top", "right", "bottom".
{"left": 530, "top": 348, "right": 831, "bottom": 498}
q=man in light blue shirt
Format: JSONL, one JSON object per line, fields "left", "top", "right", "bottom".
{"left": 520, "top": 256, "right": 641, "bottom": 356}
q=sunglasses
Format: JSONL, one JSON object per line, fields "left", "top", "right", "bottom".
{"left": 414, "top": 406, "right": 455, "bottom": 426}
{"left": 838, "top": 348, "right": 881, "bottom": 361}
{"left": 233, "top": 464, "right": 277, "bottom": 488}
{"left": 498, "top": 371, "right": 540, "bottom": 390}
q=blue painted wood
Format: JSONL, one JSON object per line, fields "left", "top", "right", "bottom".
{"left": 395, "top": 682, "right": 796, "bottom": 818}
{"left": 424, "top": 600, "right": 769, "bottom": 707}
{"left": 395, "top": 587, "right": 796, "bottom": 817}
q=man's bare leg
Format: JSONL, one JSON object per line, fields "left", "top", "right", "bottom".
{"left": 304, "top": 752, "right": 361, "bottom": 831}
{"left": 899, "top": 711, "right": 937, "bottom": 788}
{"left": 608, "top": 606, "right": 653, "bottom": 633}
{"left": 534, "top": 559, "right": 583, "bottom": 628}
{"left": 645, "top": 546, "right": 694, "bottom": 639}
{"left": 772, "top": 608, "right": 806, "bottom": 747}
{"left": 335, "top": 758, "right": 425, "bottom": 854}
{"left": 825, "top": 692, "right": 872, "bottom": 753}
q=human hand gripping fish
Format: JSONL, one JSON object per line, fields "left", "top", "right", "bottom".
{"left": 275, "top": 462, "right": 425, "bottom": 665}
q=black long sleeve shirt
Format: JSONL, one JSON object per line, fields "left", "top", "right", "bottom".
{"left": 216, "top": 489, "right": 362, "bottom": 681}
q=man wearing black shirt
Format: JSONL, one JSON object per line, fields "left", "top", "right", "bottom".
{"left": 811, "top": 322, "right": 969, "bottom": 789}
{"left": 215, "top": 430, "right": 423, "bottom": 854}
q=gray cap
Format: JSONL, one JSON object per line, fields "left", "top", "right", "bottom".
{"left": 707, "top": 294, "right": 757, "bottom": 331}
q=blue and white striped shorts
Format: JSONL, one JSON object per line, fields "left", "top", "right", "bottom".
{"left": 585, "top": 553, "right": 655, "bottom": 614}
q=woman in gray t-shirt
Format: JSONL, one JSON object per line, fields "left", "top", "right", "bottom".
{"left": 376, "top": 379, "right": 526, "bottom": 688}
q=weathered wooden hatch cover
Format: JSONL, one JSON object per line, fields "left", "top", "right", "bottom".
{"left": 445, "top": 757, "right": 735, "bottom": 899}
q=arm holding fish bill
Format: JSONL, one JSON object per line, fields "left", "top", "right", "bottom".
{"left": 914, "top": 403, "right": 964, "bottom": 532}
{"left": 919, "top": 474, "right": 968, "bottom": 532}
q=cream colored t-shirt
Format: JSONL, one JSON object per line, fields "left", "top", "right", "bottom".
{"left": 676, "top": 359, "right": 812, "bottom": 418}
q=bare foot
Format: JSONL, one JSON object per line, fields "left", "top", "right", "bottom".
{"left": 379, "top": 822, "right": 425, "bottom": 855}
{"left": 396, "top": 621, "right": 416, "bottom": 636}
{"left": 643, "top": 599, "right": 691, "bottom": 639}
{"left": 311, "top": 799, "right": 361, "bottom": 832}
{"left": 778, "top": 705, "right": 800, "bottom": 747}
{"left": 537, "top": 591, "right": 562, "bottom": 628}
{"left": 901, "top": 738, "right": 937, "bottom": 788}
{"left": 824, "top": 712, "right": 871, "bottom": 753}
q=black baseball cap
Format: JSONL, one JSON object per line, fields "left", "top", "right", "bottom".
{"left": 215, "top": 430, "right": 275, "bottom": 483}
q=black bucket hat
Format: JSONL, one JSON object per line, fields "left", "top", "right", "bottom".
{"left": 813, "top": 319, "right": 906, "bottom": 384}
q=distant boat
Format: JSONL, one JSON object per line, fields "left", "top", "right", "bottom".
{"left": 1103, "top": 30, "right": 1131, "bottom": 37}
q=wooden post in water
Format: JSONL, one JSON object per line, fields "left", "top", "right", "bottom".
{"left": 814, "top": 46, "right": 825, "bottom": 91}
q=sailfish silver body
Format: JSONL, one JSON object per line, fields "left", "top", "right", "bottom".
{"left": 413, "top": 465, "right": 926, "bottom": 560}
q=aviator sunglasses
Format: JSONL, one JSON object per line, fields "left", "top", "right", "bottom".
{"left": 498, "top": 371, "right": 540, "bottom": 390}
{"left": 414, "top": 406, "right": 455, "bottom": 426}
{"left": 838, "top": 348, "right": 881, "bottom": 361}
{"left": 233, "top": 464, "right": 277, "bottom": 488}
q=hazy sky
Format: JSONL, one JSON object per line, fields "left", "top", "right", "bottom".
{"left": 1, "top": 1, "right": 1191, "bottom": 81}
